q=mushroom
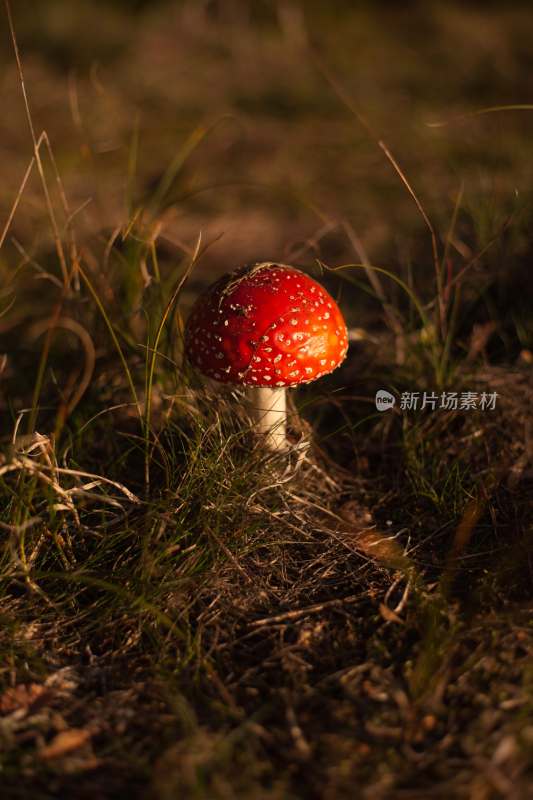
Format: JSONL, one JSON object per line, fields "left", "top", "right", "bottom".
{"left": 184, "top": 262, "right": 348, "bottom": 450}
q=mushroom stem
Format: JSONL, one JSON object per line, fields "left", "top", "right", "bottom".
{"left": 246, "top": 386, "right": 287, "bottom": 450}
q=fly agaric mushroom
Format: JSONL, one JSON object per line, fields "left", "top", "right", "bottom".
{"left": 185, "top": 262, "right": 348, "bottom": 450}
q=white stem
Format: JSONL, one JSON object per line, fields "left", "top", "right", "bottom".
{"left": 246, "top": 386, "right": 287, "bottom": 451}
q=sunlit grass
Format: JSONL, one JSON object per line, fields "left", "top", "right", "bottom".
{"left": 0, "top": 1, "right": 532, "bottom": 798}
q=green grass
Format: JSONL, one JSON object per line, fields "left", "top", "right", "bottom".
{"left": 0, "top": 1, "right": 532, "bottom": 798}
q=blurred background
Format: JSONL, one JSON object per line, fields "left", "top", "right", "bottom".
{"left": 2, "top": 8, "right": 533, "bottom": 797}
{"left": 1, "top": 0, "right": 533, "bottom": 358}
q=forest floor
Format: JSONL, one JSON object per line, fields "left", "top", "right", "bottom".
{"left": 0, "top": 2, "right": 532, "bottom": 798}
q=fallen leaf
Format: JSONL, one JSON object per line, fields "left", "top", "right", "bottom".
{"left": 337, "top": 502, "right": 412, "bottom": 571}
{"left": 0, "top": 683, "right": 49, "bottom": 716}
{"left": 39, "top": 728, "right": 92, "bottom": 760}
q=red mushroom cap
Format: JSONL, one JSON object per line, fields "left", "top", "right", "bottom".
{"left": 185, "top": 263, "right": 348, "bottom": 387}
